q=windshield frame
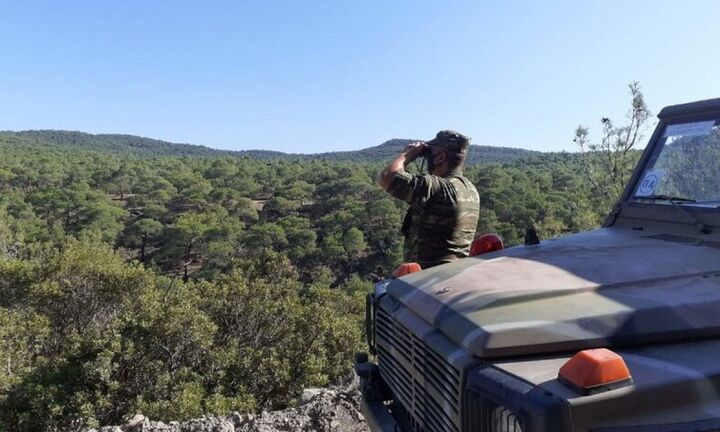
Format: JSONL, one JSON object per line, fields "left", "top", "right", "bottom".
{"left": 623, "top": 114, "right": 720, "bottom": 207}
{"left": 629, "top": 116, "right": 720, "bottom": 207}
{"left": 607, "top": 99, "right": 720, "bottom": 227}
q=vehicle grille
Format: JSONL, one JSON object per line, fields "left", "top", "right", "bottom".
{"left": 375, "top": 306, "right": 461, "bottom": 432}
{"left": 464, "top": 387, "right": 524, "bottom": 432}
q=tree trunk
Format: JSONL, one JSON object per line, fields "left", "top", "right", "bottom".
{"left": 140, "top": 238, "right": 147, "bottom": 263}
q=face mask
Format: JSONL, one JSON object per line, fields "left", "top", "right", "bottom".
{"left": 425, "top": 153, "right": 435, "bottom": 173}
{"left": 422, "top": 147, "right": 436, "bottom": 174}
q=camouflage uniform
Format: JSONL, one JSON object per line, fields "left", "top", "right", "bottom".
{"left": 386, "top": 131, "right": 480, "bottom": 268}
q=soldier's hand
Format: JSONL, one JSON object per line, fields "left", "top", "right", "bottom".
{"left": 403, "top": 142, "right": 427, "bottom": 161}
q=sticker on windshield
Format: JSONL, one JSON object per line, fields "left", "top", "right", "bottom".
{"left": 636, "top": 170, "right": 663, "bottom": 197}
{"left": 663, "top": 120, "right": 715, "bottom": 137}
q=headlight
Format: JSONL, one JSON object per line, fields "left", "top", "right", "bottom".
{"left": 465, "top": 366, "right": 569, "bottom": 432}
{"left": 466, "top": 388, "right": 525, "bottom": 432}
{"left": 491, "top": 406, "right": 524, "bottom": 432}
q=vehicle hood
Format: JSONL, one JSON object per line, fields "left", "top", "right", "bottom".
{"left": 387, "top": 227, "right": 720, "bottom": 358}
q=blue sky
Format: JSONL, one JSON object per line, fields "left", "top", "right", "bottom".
{"left": 1, "top": 1, "right": 719, "bottom": 153}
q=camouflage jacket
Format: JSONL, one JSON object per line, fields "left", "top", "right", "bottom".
{"left": 386, "top": 168, "right": 479, "bottom": 268}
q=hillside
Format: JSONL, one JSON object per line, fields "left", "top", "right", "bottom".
{"left": 0, "top": 130, "right": 539, "bottom": 164}
{"left": 0, "top": 128, "right": 607, "bottom": 431}
{"left": 0, "top": 130, "right": 237, "bottom": 157}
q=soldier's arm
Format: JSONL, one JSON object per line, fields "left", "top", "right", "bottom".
{"left": 377, "top": 142, "right": 427, "bottom": 191}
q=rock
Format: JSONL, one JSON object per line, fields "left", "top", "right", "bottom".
{"left": 128, "top": 414, "right": 146, "bottom": 426}
{"left": 228, "top": 412, "right": 246, "bottom": 426}
{"left": 215, "top": 420, "right": 234, "bottom": 432}
{"left": 88, "top": 379, "right": 369, "bottom": 432}
{"left": 300, "top": 388, "right": 323, "bottom": 405}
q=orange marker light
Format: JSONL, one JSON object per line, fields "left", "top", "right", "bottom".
{"left": 391, "top": 262, "right": 422, "bottom": 278}
{"left": 558, "top": 348, "right": 632, "bottom": 395}
{"left": 470, "top": 233, "right": 504, "bottom": 256}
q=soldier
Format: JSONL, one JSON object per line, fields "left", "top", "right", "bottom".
{"left": 378, "top": 130, "right": 480, "bottom": 269}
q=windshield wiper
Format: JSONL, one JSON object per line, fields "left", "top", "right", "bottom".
{"left": 632, "top": 195, "right": 711, "bottom": 234}
{"left": 692, "top": 198, "right": 720, "bottom": 206}
{"left": 633, "top": 194, "right": 696, "bottom": 203}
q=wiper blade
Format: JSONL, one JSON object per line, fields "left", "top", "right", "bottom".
{"left": 633, "top": 194, "right": 711, "bottom": 234}
{"left": 633, "top": 194, "right": 696, "bottom": 203}
{"left": 693, "top": 198, "right": 720, "bottom": 206}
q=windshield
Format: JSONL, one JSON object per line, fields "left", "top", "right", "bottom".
{"left": 631, "top": 118, "right": 720, "bottom": 205}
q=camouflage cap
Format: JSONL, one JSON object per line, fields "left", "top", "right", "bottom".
{"left": 426, "top": 130, "right": 471, "bottom": 155}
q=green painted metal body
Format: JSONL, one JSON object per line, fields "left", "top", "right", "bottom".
{"left": 361, "top": 98, "right": 720, "bottom": 432}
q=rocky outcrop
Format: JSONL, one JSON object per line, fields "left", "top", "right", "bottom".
{"left": 85, "top": 382, "right": 369, "bottom": 432}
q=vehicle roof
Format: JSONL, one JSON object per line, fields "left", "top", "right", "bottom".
{"left": 658, "top": 97, "right": 720, "bottom": 119}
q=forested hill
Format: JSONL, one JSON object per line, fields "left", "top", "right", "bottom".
{"left": 0, "top": 130, "right": 240, "bottom": 158}
{"left": 0, "top": 130, "right": 539, "bottom": 164}
{"left": 311, "top": 138, "right": 541, "bottom": 164}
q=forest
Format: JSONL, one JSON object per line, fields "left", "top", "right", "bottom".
{"left": 0, "top": 130, "right": 626, "bottom": 431}
{"left": 0, "top": 130, "right": 539, "bottom": 164}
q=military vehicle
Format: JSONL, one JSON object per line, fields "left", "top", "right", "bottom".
{"left": 356, "top": 98, "right": 720, "bottom": 432}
